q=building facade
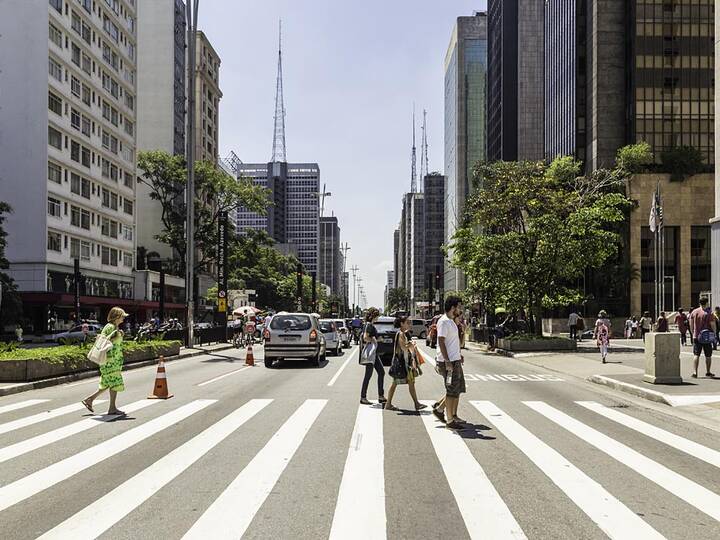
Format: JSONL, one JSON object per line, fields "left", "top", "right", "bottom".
{"left": 444, "top": 13, "right": 488, "bottom": 292}
{"left": 0, "top": 0, "right": 139, "bottom": 330}
{"left": 424, "top": 173, "right": 446, "bottom": 312}
{"left": 319, "top": 216, "right": 342, "bottom": 295}
{"left": 194, "top": 31, "right": 221, "bottom": 164}
{"left": 711, "top": 4, "right": 720, "bottom": 307}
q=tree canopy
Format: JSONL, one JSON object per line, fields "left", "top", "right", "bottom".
{"left": 0, "top": 202, "right": 22, "bottom": 327}
{"left": 386, "top": 287, "right": 409, "bottom": 313}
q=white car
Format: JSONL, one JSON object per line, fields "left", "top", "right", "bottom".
{"left": 52, "top": 323, "right": 102, "bottom": 344}
{"left": 263, "top": 313, "right": 327, "bottom": 367}
{"left": 334, "top": 319, "right": 351, "bottom": 348}
{"left": 319, "top": 319, "right": 342, "bottom": 356}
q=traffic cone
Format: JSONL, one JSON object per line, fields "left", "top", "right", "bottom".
{"left": 148, "top": 356, "right": 174, "bottom": 399}
{"left": 245, "top": 344, "right": 255, "bottom": 366}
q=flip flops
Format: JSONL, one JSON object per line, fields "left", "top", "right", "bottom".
{"left": 81, "top": 399, "right": 94, "bottom": 413}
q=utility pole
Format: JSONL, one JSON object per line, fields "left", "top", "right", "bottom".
{"left": 350, "top": 265, "right": 359, "bottom": 315}
{"left": 185, "top": 0, "right": 199, "bottom": 346}
{"left": 356, "top": 277, "right": 363, "bottom": 314}
{"left": 341, "top": 243, "right": 350, "bottom": 316}
{"left": 316, "top": 183, "right": 332, "bottom": 218}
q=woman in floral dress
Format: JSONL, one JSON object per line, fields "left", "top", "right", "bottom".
{"left": 82, "top": 307, "right": 129, "bottom": 416}
{"left": 384, "top": 316, "right": 427, "bottom": 412}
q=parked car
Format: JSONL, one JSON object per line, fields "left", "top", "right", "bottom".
{"left": 408, "top": 318, "right": 427, "bottom": 339}
{"left": 334, "top": 319, "right": 351, "bottom": 348}
{"left": 372, "top": 316, "right": 399, "bottom": 366}
{"left": 426, "top": 315, "right": 441, "bottom": 348}
{"left": 263, "top": 313, "right": 326, "bottom": 368}
{"left": 52, "top": 323, "right": 102, "bottom": 344}
{"left": 319, "top": 319, "right": 342, "bottom": 356}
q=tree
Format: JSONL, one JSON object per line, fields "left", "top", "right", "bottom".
{"left": 615, "top": 141, "right": 654, "bottom": 174}
{"left": 386, "top": 288, "right": 410, "bottom": 313}
{"left": 137, "top": 151, "right": 269, "bottom": 275}
{"left": 660, "top": 145, "right": 705, "bottom": 182}
{"left": 0, "top": 202, "right": 22, "bottom": 328}
{"left": 450, "top": 156, "right": 632, "bottom": 334}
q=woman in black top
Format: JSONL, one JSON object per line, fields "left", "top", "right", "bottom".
{"left": 360, "top": 308, "right": 386, "bottom": 405}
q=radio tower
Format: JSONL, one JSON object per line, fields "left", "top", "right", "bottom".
{"left": 410, "top": 106, "right": 417, "bottom": 193}
{"left": 420, "top": 109, "right": 429, "bottom": 191}
{"left": 271, "top": 20, "right": 287, "bottom": 163}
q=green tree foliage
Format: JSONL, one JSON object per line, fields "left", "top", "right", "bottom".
{"left": 137, "top": 151, "right": 269, "bottom": 275}
{"left": 386, "top": 288, "right": 410, "bottom": 313}
{"left": 450, "top": 156, "right": 632, "bottom": 333}
{"left": 0, "top": 202, "right": 22, "bottom": 328}
{"left": 660, "top": 145, "right": 705, "bottom": 182}
{"left": 615, "top": 141, "right": 654, "bottom": 174}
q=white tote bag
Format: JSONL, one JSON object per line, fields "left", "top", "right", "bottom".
{"left": 359, "top": 324, "right": 377, "bottom": 365}
{"left": 87, "top": 329, "right": 117, "bottom": 366}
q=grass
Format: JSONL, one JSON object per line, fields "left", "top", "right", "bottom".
{"left": 0, "top": 340, "right": 182, "bottom": 365}
{"left": 504, "top": 333, "right": 571, "bottom": 342}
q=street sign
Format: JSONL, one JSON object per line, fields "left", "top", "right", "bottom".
{"left": 217, "top": 212, "right": 229, "bottom": 330}
{"left": 218, "top": 298, "right": 227, "bottom": 313}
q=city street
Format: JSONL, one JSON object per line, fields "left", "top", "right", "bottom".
{"left": 0, "top": 341, "right": 718, "bottom": 539}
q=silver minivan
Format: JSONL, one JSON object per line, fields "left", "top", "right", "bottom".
{"left": 263, "top": 313, "right": 327, "bottom": 368}
{"left": 408, "top": 318, "right": 427, "bottom": 339}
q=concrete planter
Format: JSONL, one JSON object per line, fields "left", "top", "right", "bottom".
{"left": 0, "top": 343, "right": 180, "bottom": 383}
{"left": 497, "top": 337, "right": 577, "bottom": 352}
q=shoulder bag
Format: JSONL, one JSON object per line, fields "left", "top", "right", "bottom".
{"left": 87, "top": 327, "right": 117, "bottom": 366}
{"left": 359, "top": 323, "right": 376, "bottom": 365}
{"left": 388, "top": 332, "right": 408, "bottom": 379}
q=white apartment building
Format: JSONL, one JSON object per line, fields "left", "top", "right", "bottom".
{"left": 195, "top": 31, "right": 222, "bottom": 164}
{"left": 0, "top": 0, "right": 138, "bottom": 329}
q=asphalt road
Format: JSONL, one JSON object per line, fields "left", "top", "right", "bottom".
{"left": 0, "top": 340, "right": 719, "bottom": 539}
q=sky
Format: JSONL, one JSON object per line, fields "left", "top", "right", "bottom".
{"left": 201, "top": 0, "right": 487, "bottom": 308}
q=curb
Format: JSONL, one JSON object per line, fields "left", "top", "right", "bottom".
{"left": 587, "top": 374, "right": 672, "bottom": 406}
{"left": 0, "top": 344, "right": 234, "bottom": 398}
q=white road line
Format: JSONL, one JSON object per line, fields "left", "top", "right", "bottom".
{"left": 0, "top": 400, "right": 158, "bottom": 464}
{"left": 525, "top": 400, "right": 720, "bottom": 523}
{"left": 472, "top": 401, "right": 664, "bottom": 540}
{"left": 0, "top": 399, "right": 50, "bottom": 416}
{"left": 39, "top": 399, "right": 272, "bottom": 540}
{"left": 0, "top": 399, "right": 214, "bottom": 513}
{"left": 420, "top": 400, "right": 526, "bottom": 539}
{"left": 577, "top": 401, "right": 720, "bottom": 469}
{"left": 197, "top": 366, "right": 250, "bottom": 387}
{"left": 329, "top": 404, "right": 386, "bottom": 540}
{"left": 182, "top": 399, "right": 327, "bottom": 540}
{"left": 0, "top": 400, "right": 106, "bottom": 436}
{"left": 327, "top": 348, "right": 359, "bottom": 386}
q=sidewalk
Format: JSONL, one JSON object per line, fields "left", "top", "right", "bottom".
{"left": 0, "top": 342, "right": 235, "bottom": 397}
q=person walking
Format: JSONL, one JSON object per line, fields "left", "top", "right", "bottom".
{"left": 631, "top": 316, "right": 639, "bottom": 339}
{"left": 624, "top": 316, "right": 633, "bottom": 339}
{"left": 384, "top": 316, "right": 427, "bottom": 412}
{"left": 713, "top": 307, "right": 720, "bottom": 350}
{"left": 656, "top": 312, "right": 668, "bottom": 332}
{"left": 594, "top": 310, "right": 612, "bottom": 363}
{"left": 456, "top": 314, "right": 467, "bottom": 349}
{"left": 676, "top": 308, "right": 689, "bottom": 346}
{"left": 360, "top": 308, "right": 386, "bottom": 405}
{"left": 80, "top": 320, "right": 90, "bottom": 349}
{"left": 689, "top": 297, "right": 716, "bottom": 379}
{"left": 639, "top": 311, "right": 653, "bottom": 342}
{"left": 81, "top": 307, "right": 129, "bottom": 415}
{"left": 432, "top": 296, "right": 466, "bottom": 430}
{"left": 568, "top": 310, "right": 580, "bottom": 340}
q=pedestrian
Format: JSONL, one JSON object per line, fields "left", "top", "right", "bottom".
{"left": 594, "top": 310, "right": 612, "bottom": 363}
{"left": 81, "top": 307, "right": 129, "bottom": 415}
{"left": 624, "top": 316, "right": 633, "bottom": 339}
{"left": 714, "top": 307, "right": 720, "bottom": 350}
{"left": 656, "top": 312, "right": 668, "bottom": 332}
{"left": 80, "top": 320, "right": 90, "bottom": 348}
{"left": 568, "top": 310, "right": 580, "bottom": 340}
{"left": 576, "top": 314, "right": 585, "bottom": 341}
{"left": 639, "top": 311, "right": 653, "bottom": 342}
{"left": 456, "top": 314, "right": 466, "bottom": 349}
{"left": 384, "top": 316, "right": 427, "bottom": 411}
{"left": 360, "top": 307, "right": 386, "bottom": 405}
{"left": 689, "top": 297, "right": 716, "bottom": 379}
{"left": 432, "top": 296, "right": 467, "bottom": 430}
{"left": 14, "top": 324, "right": 23, "bottom": 343}
{"left": 676, "top": 308, "right": 689, "bottom": 346}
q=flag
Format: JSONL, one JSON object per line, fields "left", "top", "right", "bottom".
{"left": 649, "top": 185, "right": 663, "bottom": 233}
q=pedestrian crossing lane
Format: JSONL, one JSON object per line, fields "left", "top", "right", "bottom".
{"left": 0, "top": 399, "right": 49, "bottom": 416}
{"left": 472, "top": 401, "right": 665, "bottom": 540}
{"left": 0, "top": 400, "right": 106, "bottom": 435}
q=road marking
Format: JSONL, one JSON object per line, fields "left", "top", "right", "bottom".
{"left": 183, "top": 399, "right": 326, "bottom": 540}
{"left": 39, "top": 399, "right": 272, "bottom": 540}
{"left": 576, "top": 401, "right": 720, "bottom": 469}
{"left": 329, "top": 404, "right": 385, "bottom": 540}
{"left": 0, "top": 399, "right": 50, "bottom": 416}
{"left": 420, "top": 401, "right": 527, "bottom": 539}
{"left": 0, "top": 400, "right": 106, "bottom": 435}
{"left": 0, "top": 399, "right": 214, "bottom": 512}
{"left": 469, "top": 374, "right": 565, "bottom": 382}
{"left": 327, "top": 348, "right": 359, "bottom": 386}
{"left": 197, "top": 366, "right": 251, "bottom": 386}
{"left": 524, "top": 400, "right": 720, "bottom": 523}
{"left": 472, "top": 401, "right": 665, "bottom": 540}
{"left": 0, "top": 400, "right": 158, "bottom": 464}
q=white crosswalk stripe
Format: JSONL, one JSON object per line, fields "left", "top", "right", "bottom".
{"left": 472, "top": 401, "right": 665, "bottom": 540}
{"left": 182, "top": 399, "right": 327, "bottom": 540}
{"left": 0, "top": 399, "right": 50, "bottom": 416}
{"left": 0, "top": 400, "right": 106, "bottom": 436}
{"left": 38, "top": 399, "right": 272, "bottom": 540}
{"left": 525, "top": 400, "right": 720, "bottom": 523}
{"left": 0, "top": 399, "right": 214, "bottom": 513}
{"left": 0, "top": 399, "right": 158, "bottom": 464}
{"left": 329, "top": 404, "right": 386, "bottom": 540}
{"left": 420, "top": 400, "right": 527, "bottom": 539}
{"left": 576, "top": 401, "right": 720, "bottom": 469}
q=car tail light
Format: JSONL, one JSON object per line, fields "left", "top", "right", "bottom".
{"left": 263, "top": 329, "right": 270, "bottom": 341}
{"left": 309, "top": 329, "right": 318, "bottom": 341}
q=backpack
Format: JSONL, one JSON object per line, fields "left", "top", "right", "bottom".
{"left": 698, "top": 328, "right": 716, "bottom": 345}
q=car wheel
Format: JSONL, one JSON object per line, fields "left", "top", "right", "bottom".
{"left": 420, "top": 331, "right": 426, "bottom": 339}
{"left": 264, "top": 358, "right": 274, "bottom": 368}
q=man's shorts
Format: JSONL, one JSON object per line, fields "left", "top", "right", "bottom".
{"left": 438, "top": 360, "right": 466, "bottom": 397}
{"left": 693, "top": 341, "right": 713, "bottom": 358}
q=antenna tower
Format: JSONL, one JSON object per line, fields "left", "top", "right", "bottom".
{"left": 271, "top": 20, "right": 287, "bottom": 163}
{"left": 421, "top": 109, "right": 429, "bottom": 190}
{"left": 410, "top": 106, "right": 417, "bottom": 193}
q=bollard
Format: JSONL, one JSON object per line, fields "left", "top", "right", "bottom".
{"left": 643, "top": 332, "right": 682, "bottom": 384}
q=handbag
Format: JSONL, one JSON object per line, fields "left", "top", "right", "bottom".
{"left": 388, "top": 333, "right": 408, "bottom": 379}
{"left": 698, "top": 328, "right": 716, "bottom": 345}
{"left": 359, "top": 324, "right": 376, "bottom": 365}
{"left": 87, "top": 328, "right": 117, "bottom": 366}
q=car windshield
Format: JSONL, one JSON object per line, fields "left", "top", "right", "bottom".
{"left": 319, "top": 321, "right": 335, "bottom": 333}
{"left": 270, "top": 315, "right": 312, "bottom": 331}
{"left": 334, "top": 321, "right": 345, "bottom": 328}
{"left": 374, "top": 322, "right": 395, "bottom": 334}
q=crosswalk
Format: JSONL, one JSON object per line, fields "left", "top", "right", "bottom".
{"left": 0, "top": 395, "right": 718, "bottom": 539}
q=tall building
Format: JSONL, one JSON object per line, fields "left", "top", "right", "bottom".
{"left": 424, "top": 173, "right": 446, "bottom": 310}
{"left": 711, "top": 5, "right": 720, "bottom": 306}
{"left": 444, "top": 13, "right": 488, "bottom": 291}
{"left": 0, "top": 0, "right": 138, "bottom": 329}
{"left": 194, "top": 31, "right": 222, "bottom": 164}
{"left": 319, "top": 216, "right": 342, "bottom": 295}
{"left": 384, "top": 270, "right": 395, "bottom": 312}
{"left": 487, "top": 0, "right": 545, "bottom": 162}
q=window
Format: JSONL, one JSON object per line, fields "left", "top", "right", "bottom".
{"left": 48, "top": 197, "right": 61, "bottom": 217}
{"left": 102, "top": 188, "right": 110, "bottom": 208}
{"left": 123, "top": 252, "right": 133, "bottom": 268}
{"left": 81, "top": 84, "right": 91, "bottom": 106}
{"left": 71, "top": 43, "right": 81, "bottom": 67}
{"left": 81, "top": 146, "right": 90, "bottom": 167}
{"left": 110, "top": 163, "right": 118, "bottom": 182}
{"left": 81, "top": 53, "right": 91, "bottom": 75}
{"left": 71, "top": 174, "right": 91, "bottom": 199}
{"left": 124, "top": 171, "right": 134, "bottom": 188}
{"left": 70, "top": 237, "right": 80, "bottom": 259}
{"left": 102, "top": 158, "right": 110, "bottom": 179}
{"left": 102, "top": 72, "right": 119, "bottom": 99}
{"left": 110, "top": 220, "right": 118, "bottom": 239}
{"left": 71, "top": 76, "right": 81, "bottom": 98}
{"left": 71, "top": 141, "right": 80, "bottom": 162}
{"left": 124, "top": 119, "right": 134, "bottom": 136}
{"left": 71, "top": 11, "right": 82, "bottom": 35}
{"left": 48, "top": 162, "right": 62, "bottom": 184}
{"left": 81, "top": 21, "right": 91, "bottom": 44}
{"left": 49, "top": 23, "right": 62, "bottom": 47}
{"left": 110, "top": 248, "right": 118, "bottom": 267}
{"left": 103, "top": 16, "right": 119, "bottom": 42}
{"left": 47, "top": 231, "right": 61, "bottom": 252}
{"left": 81, "top": 208, "right": 90, "bottom": 229}
{"left": 81, "top": 115, "right": 91, "bottom": 137}
{"left": 110, "top": 192, "right": 118, "bottom": 211}
{"left": 101, "top": 217, "right": 110, "bottom": 236}
{"left": 80, "top": 240, "right": 91, "bottom": 261}
{"left": 70, "top": 108, "right": 81, "bottom": 130}
{"left": 123, "top": 199, "right": 133, "bottom": 215}
{"left": 124, "top": 93, "right": 134, "bottom": 111}
{"left": 48, "top": 92, "right": 62, "bottom": 115}
{"left": 102, "top": 246, "right": 110, "bottom": 265}
{"left": 71, "top": 205, "right": 81, "bottom": 227}
{"left": 81, "top": 0, "right": 91, "bottom": 13}
{"left": 102, "top": 42, "right": 118, "bottom": 70}
{"left": 49, "top": 58, "right": 62, "bottom": 80}
{"left": 102, "top": 131, "right": 119, "bottom": 154}
{"left": 48, "top": 126, "right": 62, "bottom": 149}
{"left": 49, "top": 0, "right": 62, "bottom": 13}
{"left": 123, "top": 225, "right": 133, "bottom": 241}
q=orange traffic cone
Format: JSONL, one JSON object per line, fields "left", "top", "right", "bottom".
{"left": 148, "top": 356, "right": 174, "bottom": 399}
{"left": 245, "top": 344, "right": 255, "bottom": 366}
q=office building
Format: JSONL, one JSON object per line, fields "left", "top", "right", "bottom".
{"left": 487, "top": 0, "right": 545, "bottom": 162}
{"left": 444, "top": 13, "right": 488, "bottom": 291}
{"left": 194, "top": 31, "right": 222, "bottom": 164}
{"left": 384, "top": 270, "right": 395, "bottom": 312}
{"left": 0, "top": 0, "right": 138, "bottom": 330}
{"left": 319, "top": 216, "right": 342, "bottom": 295}
{"left": 711, "top": 6, "right": 720, "bottom": 307}
{"left": 424, "top": 173, "right": 446, "bottom": 310}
